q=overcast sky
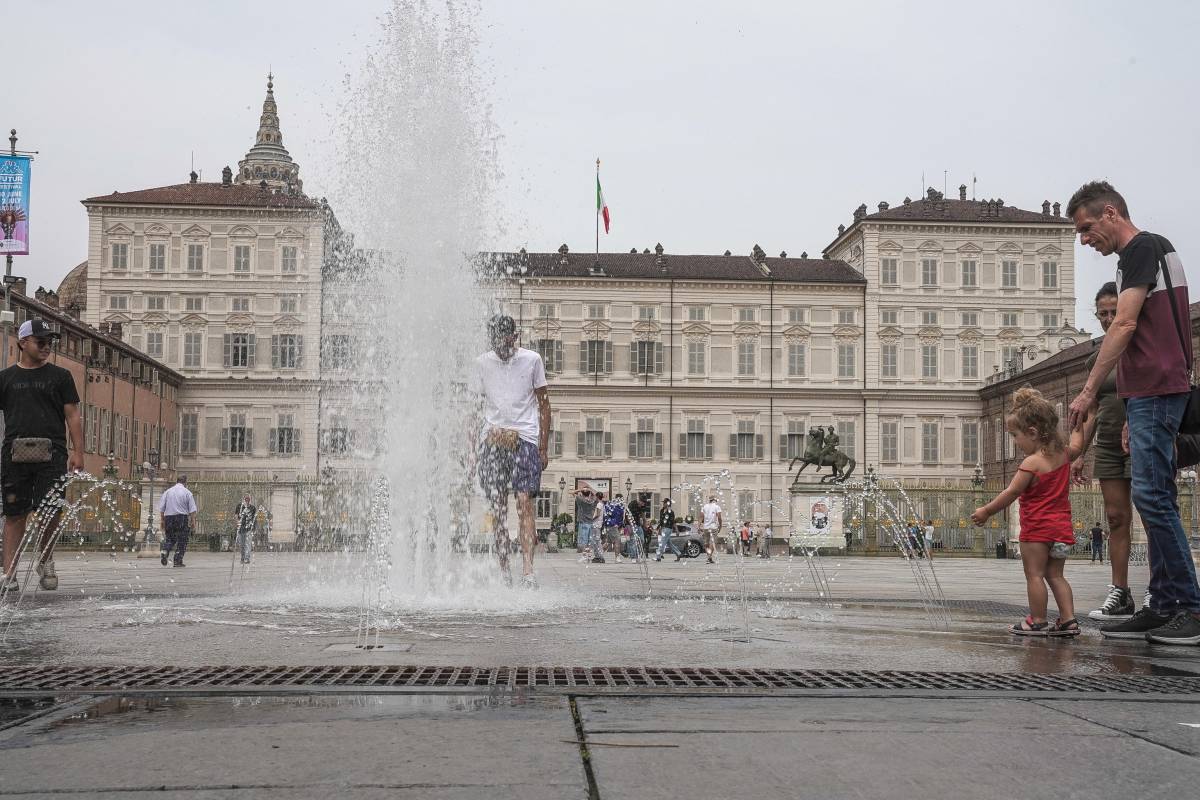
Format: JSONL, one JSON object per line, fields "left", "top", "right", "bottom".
{"left": 10, "top": 1, "right": 1200, "bottom": 333}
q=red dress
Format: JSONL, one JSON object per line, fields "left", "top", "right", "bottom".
{"left": 1017, "top": 461, "right": 1074, "bottom": 544}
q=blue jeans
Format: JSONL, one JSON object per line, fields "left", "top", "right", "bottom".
{"left": 236, "top": 527, "right": 253, "bottom": 563}
{"left": 1127, "top": 393, "right": 1200, "bottom": 614}
{"left": 656, "top": 531, "right": 681, "bottom": 558}
{"left": 576, "top": 522, "right": 593, "bottom": 551}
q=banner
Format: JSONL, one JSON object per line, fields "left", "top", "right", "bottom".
{"left": 0, "top": 155, "right": 31, "bottom": 255}
{"left": 789, "top": 493, "right": 843, "bottom": 550}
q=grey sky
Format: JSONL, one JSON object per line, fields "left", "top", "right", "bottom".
{"left": 10, "top": 1, "right": 1200, "bottom": 334}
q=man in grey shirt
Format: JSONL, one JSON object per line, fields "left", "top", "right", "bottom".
{"left": 159, "top": 475, "right": 198, "bottom": 567}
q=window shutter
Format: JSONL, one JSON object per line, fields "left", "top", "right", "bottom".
{"left": 553, "top": 340, "right": 562, "bottom": 373}
{"left": 577, "top": 431, "right": 585, "bottom": 456}
{"left": 553, "top": 431, "right": 563, "bottom": 457}
{"left": 705, "top": 434, "right": 714, "bottom": 459}
{"left": 271, "top": 336, "right": 280, "bottom": 368}
{"left": 604, "top": 341, "right": 613, "bottom": 373}
{"left": 222, "top": 334, "right": 231, "bottom": 368}
{"left": 729, "top": 434, "right": 737, "bottom": 458}
{"left": 655, "top": 432, "right": 663, "bottom": 458}
{"left": 579, "top": 341, "right": 588, "bottom": 373}
{"left": 655, "top": 342, "right": 664, "bottom": 375}
{"left": 629, "top": 342, "right": 638, "bottom": 374}
{"left": 296, "top": 336, "right": 304, "bottom": 368}
{"left": 245, "top": 429, "right": 254, "bottom": 454}
{"left": 247, "top": 334, "right": 257, "bottom": 367}
{"left": 779, "top": 434, "right": 788, "bottom": 460}
{"left": 603, "top": 431, "right": 612, "bottom": 457}
{"left": 219, "top": 427, "right": 230, "bottom": 454}
{"left": 268, "top": 428, "right": 277, "bottom": 454}
{"left": 551, "top": 491, "right": 561, "bottom": 514}
{"left": 628, "top": 432, "right": 637, "bottom": 457}
{"left": 756, "top": 434, "right": 764, "bottom": 460}
{"left": 294, "top": 429, "right": 303, "bottom": 455}
{"left": 679, "top": 433, "right": 687, "bottom": 459}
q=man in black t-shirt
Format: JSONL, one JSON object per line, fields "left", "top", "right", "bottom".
{"left": 1067, "top": 181, "right": 1200, "bottom": 645}
{"left": 0, "top": 319, "right": 84, "bottom": 594}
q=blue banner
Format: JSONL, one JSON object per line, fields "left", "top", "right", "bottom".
{"left": 0, "top": 154, "right": 31, "bottom": 255}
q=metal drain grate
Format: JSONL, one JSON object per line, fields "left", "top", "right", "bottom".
{"left": 1, "top": 665, "right": 1198, "bottom": 696}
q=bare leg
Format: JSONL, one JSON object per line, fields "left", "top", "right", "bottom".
{"left": 1020, "top": 542, "right": 1051, "bottom": 623}
{"left": 34, "top": 507, "right": 63, "bottom": 566}
{"left": 3, "top": 514, "right": 30, "bottom": 577}
{"left": 516, "top": 493, "right": 536, "bottom": 576}
{"left": 492, "top": 493, "right": 510, "bottom": 578}
{"left": 1100, "top": 479, "right": 1132, "bottom": 588}
{"left": 1045, "top": 555, "right": 1075, "bottom": 621}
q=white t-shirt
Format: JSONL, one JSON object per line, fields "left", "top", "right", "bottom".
{"left": 159, "top": 483, "right": 197, "bottom": 516}
{"left": 474, "top": 347, "right": 548, "bottom": 445}
{"left": 701, "top": 502, "right": 722, "bottom": 530}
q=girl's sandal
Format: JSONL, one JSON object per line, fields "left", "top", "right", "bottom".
{"left": 1009, "top": 615, "right": 1050, "bottom": 636}
{"left": 1048, "top": 618, "right": 1081, "bottom": 637}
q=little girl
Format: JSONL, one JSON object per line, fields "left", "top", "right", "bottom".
{"left": 972, "top": 387, "right": 1087, "bottom": 636}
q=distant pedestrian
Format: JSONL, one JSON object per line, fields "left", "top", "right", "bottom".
{"left": 572, "top": 486, "right": 598, "bottom": 563}
{"left": 923, "top": 520, "right": 935, "bottom": 559}
{"left": 234, "top": 494, "right": 257, "bottom": 565}
{"left": 1090, "top": 523, "right": 1105, "bottom": 563}
{"left": 972, "top": 388, "right": 1087, "bottom": 636}
{"left": 591, "top": 492, "right": 607, "bottom": 563}
{"left": 700, "top": 496, "right": 722, "bottom": 565}
{"left": 654, "top": 509, "right": 682, "bottom": 561}
{"left": 159, "top": 475, "right": 198, "bottom": 568}
{"left": 759, "top": 525, "right": 772, "bottom": 558}
{"left": 739, "top": 522, "right": 751, "bottom": 556}
{"left": 604, "top": 492, "right": 627, "bottom": 563}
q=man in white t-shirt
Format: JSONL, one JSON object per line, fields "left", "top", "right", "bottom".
{"left": 700, "top": 496, "right": 723, "bottom": 565}
{"left": 473, "top": 315, "right": 551, "bottom": 588}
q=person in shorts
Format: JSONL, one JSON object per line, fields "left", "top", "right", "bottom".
{"left": 0, "top": 319, "right": 83, "bottom": 595}
{"left": 473, "top": 315, "right": 551, "bottom": 588}
{"left": 700, "top": 496, "right": 722, "bottom": 565}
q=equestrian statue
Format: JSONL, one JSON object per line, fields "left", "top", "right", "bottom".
{"left": 788, "top": 425, "right": 856, "bottom": 485}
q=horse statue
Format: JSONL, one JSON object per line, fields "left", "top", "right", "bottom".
{"left": 789, "top": 426, "right": 856, "bottom": 485}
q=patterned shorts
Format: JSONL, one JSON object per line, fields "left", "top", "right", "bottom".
{"left": 478, "top": 438, "right": 542, "bottom": 501}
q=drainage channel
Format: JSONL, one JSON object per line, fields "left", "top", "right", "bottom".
{"left": 2, "top": 665, "right": 1200, "bottom": 697}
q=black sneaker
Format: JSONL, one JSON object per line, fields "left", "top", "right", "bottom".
{"left": 1088, "top": 584, "right": 1134, "bottom": 621}
{"left": 160, "top": 553, "right": 168, "bottom": 566}
{"left": 1100, "top": 607, "right": 1171, "bottom": 639}
{"left": 1146, "top": 611, "right": 1200, "bottom": 645}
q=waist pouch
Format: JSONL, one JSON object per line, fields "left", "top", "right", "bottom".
{"left": 11, "top": 437, "right": 52, "bottom": 464}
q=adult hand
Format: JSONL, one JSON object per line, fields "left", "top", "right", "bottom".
{"left": 1070, "top": 457, "right": 1088, "bottom": 486}
{"left": 970, "top": 507, "right": 990, "bottom": 527}
{"left": 67, "top": 452, "right": 84, "bottom": 473}
{"left": 1067, "top": 389, "right": 1096, "bottom": 431}
{"left": 539, "top": 445, "right": 549, "bottom": 470}
{"left": 1121, "top": 422, "right": 1130, "bottom": 455}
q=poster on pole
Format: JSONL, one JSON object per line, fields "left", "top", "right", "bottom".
{"left": 0, "top": 155, "right": 31, "bottom": 255}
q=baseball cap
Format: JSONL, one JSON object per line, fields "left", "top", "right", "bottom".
{"left": 18, "top": 319, "right": 61, "bottom": 340}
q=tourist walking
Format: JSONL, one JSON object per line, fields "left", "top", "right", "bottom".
{"left": 700, "top": 496, "right": 722, "bottom": 565}
{"left": 656, "top": 498, "right": 682, "bottom": 561}
{"left": 233, "top": 494, "right": 257, "bottom": 565}
{"left": 159, "top": 475, "right": 198, "bottom": 568}
{"left": 739, "top": 521, "right": 751, "bottom": 556}
{"left": 972, "top": 388, "right": 1087, "bottom": 636}
{"left": 1067, "top": 181, "right": 1200, "bottom": 645}
{"left": 604, "top": 492, "right": 627, "bottom": 562}
{"left": 1071, "top": 282, "right": 1148, "bottom": 620}
{"left": 653, "top": 518, "right": 681, "bottom": 561}
{"left": 591, "top": 492, "right": 607, "bottom": 563}
{"left": 1090, "top": 523, "right": 1105, "bottom": 564}
{"left": 923, "top": 520, "right": 935, "bottom": 558}
{"left": 573, "top": 485, "right": 598, "bottom": 563}
{"left": 0, "top": 319, "right": 83, "bottom": 595}
{"left": 472, "top": 314, "right": 552, "bottom": 589}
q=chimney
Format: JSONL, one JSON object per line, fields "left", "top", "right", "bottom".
{"left": 558, "top": 243, "right": 569, "bottom": 266}
{"left": 903, "top": 196, "right": 911, "bottom": 205}
{"left": 800, "top": 251, "right": 808, "bottom": 259}
{"left": 222, "top": 166, "right": 233, "bottom": 186}
{"left": 44, "top": 290, "right": 59, "bottom": 308}
{"left": 34, "top": 286, "right": 47, "bottom": 303}
{"left": 723, "top": 250, "right": 732, "bottom": 256}
{"left": 853, "top": 203, "right": 868, "bottom": 221}
{"left": 1042, "top": 200, "right": 1051, "bottom": 215}
{"left": 11, "top": 277, "right": 26, "bottom": 296}
{"left": 837, "top": 224, "right": 845, "bottom": 235}
{"left": 655, "top": 243, "right": 667, "bottom": 273}
{"left": 878, "top": 201, "right": 889, "bottom": 212}
{"left": 629, "top": 247, "right": 637, "bottom": 254}
{"left": 189, "top": 170, "right": 198, "bottom": 184}
{"left": 779, "top": 250, "right": 787, "bottom": 258}
{"left": 751, "top": 244, "right": 766, "bottom": 264}
{"left": 1053, "top": 202, "right": 1061, "bottom": 217}
{"left": 959, "top": 184, "right": 967, "bottom": 201}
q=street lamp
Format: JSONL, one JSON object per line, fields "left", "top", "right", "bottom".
{"left": 971, "top": 462, "right": 984, "bottom": 490}
{"left": 138, "top": 447, "right": 160, "bottom": 555}
{"left": 1183, "top": 468, "right": 1198, "bottom": 549}
{"left": 102, "top": 452, "right": 118, "bottom": 479}
{"left": 624, "top": 477, "right": 633, "bottom": 495}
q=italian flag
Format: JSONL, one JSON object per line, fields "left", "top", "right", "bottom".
{"left": 596, "top": 175, "right": 611, "bottom": 233}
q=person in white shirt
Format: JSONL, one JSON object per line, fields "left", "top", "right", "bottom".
{"left": 472, "top": 315, "right": 551, "bottom": 588}
{"left": 158, "top": 475, "right": 198, "bottom": 567}
{"left": 759, "top": 525, "right": 773, "bottom": 559}
{"left": 700, "top": 496, "right": 723, "bottom": 565}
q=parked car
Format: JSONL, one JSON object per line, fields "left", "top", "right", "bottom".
{"left": 661, "top": 522, "right": 704, "bottom": 559}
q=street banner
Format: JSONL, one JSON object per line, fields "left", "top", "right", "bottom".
{"left": 0, "top": 154, "right": 31, "bottom": 255}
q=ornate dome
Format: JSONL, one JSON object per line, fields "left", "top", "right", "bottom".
{"left": 56, "top": 259, "right": 88, "bottom": 314}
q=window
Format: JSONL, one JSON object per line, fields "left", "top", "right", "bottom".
{"left": 183, "top": 332, "right": 202, "bottom": 368}
{"left": 582, "top": 416, "right": 608, "bottom": 458}
{"left": 921, "top": 344, "right": 938, "bottom": 378}
{"left": 1001, "top": 260, "right": 1018, "bottom": 288}
{"left": 961, "top": 260, "right": 977, "bottom": 287}
{"left": 231, "top": 297, "right": 251, "bottom": 313}
{"left": 535, "top": 491, "right": 553, "bottom": 520}
{"left": 271, "top": 413, "right": 301, "bottom": 455}
{"left": 880, "top": 421, "right": 899, "bottom": 463}
{"left": 186, "top": 244, "right": 204, "bottom": 273}
{"left": 225, "top": 412, "right": 250, "bottom": 454}
{"left": 322, "top": 424, "right": 353, "bottom": 455}
{"left": 837, "top": 309, "right": 856, "bottom": 325}
{"left": 130, "top": 419, "right": 138, "bottom": 464}
{"left": 537, "top": 303, "right": 556, "bottom": 318}
{"left": 147, "top": 243, "right": 166, "bottom": 272}
{"left": 784, "top": 420, "right": 806, "bottom": 460}
{"left": 685, "top": 419, "right": 711, "bottom": 459}
{"left": 223, "top": 333, "right": 256, "bottom": 368}
{"left": 580, "top": 340, "right": 612, "bottom": 374}
{"left": 233, "top": 245, "right": 252, "bottom": 273}
{"left": 1002, "top": 345, "right": 1020, "bottom": 370}
{"left": 108, "top": 295, "right": 128, "bottom": 310}
{"left": 881, "top": 343, "right": 898, "bottom": 378}
{"left": 687, "top": 340, "right": 706, "bottom": 375}
{"left": 921, "top": 421, "right": 939, "bottom": 463}
{"left": 962, "top": 421, "right": 979, "bottom": 464}
{"left": 961, "top": 312, "right": 978, "bottom": 327}
{"left": 179, "top": 413, "right": 198, "bottom": 454}
{"left": 116, "top": 415, "right": 128, "bottom": 459}
{"left": 279, "top": 295, "right": 298, "bottom": 314}
{"left": 737, "top": 339, "right": 756, "bottom": 376}
{"left": 587, "top": 304, "right": 605, "bottom": 319}
{"left": 534, "top": 339, "right": 563, "bottom": 373}
{"left": 1001, "top": 312, "right": 1018, "bottom": 328}
{"left": 837, "top": 420, "right": 856, "bottom": 456}
{"left": 738, "top": 307, "right": 756, "bottom": 323}
{"left": 921, "top": 310, "right": 938, "bottom": 326}
{"left": 880, "top": 310, "right": 898, "bottom": 325}
{"left": 630, "top": 417, "right": 661, "bottom": 459}
{"left": 732, "top": 420, "right": 760, "bottom": 460}
{"left": 961, "top": 345, "right": 979, "bottom": 379}
{"left": 638, "top": 305, "right": 657, "bottom": 321}
{"left": 787, "top": 307, "right": 807, "bottom": 324}
{"left": 322, "top": 334, "right": 353, "bottom": 370}
{"left": 921, "top": 258, "right": 938, "bottom": 285}
{"left": 271, "top": 334, "right": 302, "bottom": 369}
{"left": 281, "top": 246, "right": 298, "bottom": 274}
{"left": 1042, "top": 261, "right": 1058, "bottom": 288}
{"left": 688, "top": 307, "right": 707, "bottom": 322}
{"left": 185, "top": 296, "right": 204, "bottom": 312}
{"left": 632, "top": 340, "right": 664, "bottom": 375}
{"left": 146, "top": 294, "right": 166, "bottom": 311}
{"left": 837, "top": 344, "right": 855, "bottom": 378}
{"left": 787, "top": 342, "right": 807, "bottom": 377}
{"left": 110, "top": 243, "right": 128, "bottom": 270}
{"left": 146, "top": 332, "right": 163, "bottom": 359}
{"left": 737, "top": 491, "right": 755, "bottom": 523}
{"left": 100, "top": 410, "right": 111, "bottom": 455}
{"left": 880, "top": 258, "right": 898, "bottom": 285}
{"left": 1042, "top": 312, "right": 1059, "bottom": 329}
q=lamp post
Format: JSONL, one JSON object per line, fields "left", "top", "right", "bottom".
{"left": 137, "top": 447, "right": 160, "bottom": 557}
{"left": 102, "top": 453, "right": 118, "bottom": 479}
{"left": 624, "top": 477, "right": 633, "bottom": 496}
{"left": 557, "top": 476, "right": 568, "bottom": 549}
{"left": 1183, "top": 468, "right": 1198, "bottom": 550}
{"left": 971, "top": 461, "right": 987, "bottom": 556}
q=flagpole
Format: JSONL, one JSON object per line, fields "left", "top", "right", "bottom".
{"left": 595, "top": 158, "right": 600, "bottom": 265}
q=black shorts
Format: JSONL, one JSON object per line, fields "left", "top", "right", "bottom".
{"left": 1, "top": 453, "right": 68, "bottom": 517}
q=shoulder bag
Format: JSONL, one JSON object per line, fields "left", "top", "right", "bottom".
{"left": 1150, "top": 234, "right": 1200, "bottom": 435}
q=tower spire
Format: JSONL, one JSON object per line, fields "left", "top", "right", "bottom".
{"left": 234, "top": 73, "right": 302, "bottom": 191}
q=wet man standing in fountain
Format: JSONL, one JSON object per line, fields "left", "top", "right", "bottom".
{"left": 0, "top": 320, "right": 83, "bottom": 594}
{"left": 472, "top": 315, "right": 551, "bottom": 588}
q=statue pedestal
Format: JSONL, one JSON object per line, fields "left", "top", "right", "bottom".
{"left": 788, "top": 477, "right": 845, "bottom": 554}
